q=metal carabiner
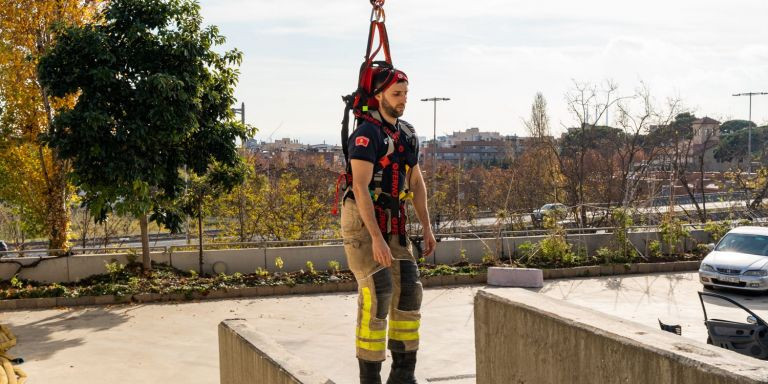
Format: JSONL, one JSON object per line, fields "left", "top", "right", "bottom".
{"left": 370, "top": 5, "right": 386, "bottom": 23}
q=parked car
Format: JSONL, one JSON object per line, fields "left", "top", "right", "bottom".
{"left": 531, "top": 203, "right": 568, "bottom": 225}
{"left": 699, "top": 226, "right": 768, "bottom": 291}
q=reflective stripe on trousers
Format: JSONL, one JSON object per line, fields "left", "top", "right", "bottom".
{"left": 342, "top": 200, "right": 423, "bottom": 362}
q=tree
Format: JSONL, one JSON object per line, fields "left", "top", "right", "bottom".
{"left": 213, "top": 153, "right": 266, "bottom": 243}
{"left": 614, "top": 85, "right": 681, "bottom": 207}
{"left": 719, "top": 120, "right": 755, "bottom": 135}
{"left": 561, "top": 80, "right": 623, "bottom": 226}
{"left": 180, "top": 162, "right": 245, "bottom": 274}
{"left": 0, "top": 142, "right": 48, "bottom": 243}
{"left": 714, "top": 126, "right": 767, "bottom": 163}
{"left": 38, "top": 0, "right": 249, "bottom": 270}
{"left": 0, "top": 0, "right": 103, "bottom": 249}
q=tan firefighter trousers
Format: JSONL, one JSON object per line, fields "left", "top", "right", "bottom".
{"left": 341, "top": 199, "right": 423, "bottom": 362}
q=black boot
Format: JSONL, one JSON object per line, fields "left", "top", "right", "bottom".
{"left": 359, "top": 359, "right": 383, "bottom": 384}
{"left": 386, "top": 351, "right": 418, "bottom": 384}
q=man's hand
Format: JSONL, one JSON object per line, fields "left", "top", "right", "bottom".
{"left": 372, "top": 236, "right": 393, "bottom": 267}
{"left": 421, "top": 229, "right": 437, "bottom": 257}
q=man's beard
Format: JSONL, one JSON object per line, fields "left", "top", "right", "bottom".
{"left": 381, "top": 96, "right": 404, "bottom": 118}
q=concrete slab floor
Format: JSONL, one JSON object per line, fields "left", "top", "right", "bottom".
{"left": 2, "top": 272, "right": 767, "bottom": 384}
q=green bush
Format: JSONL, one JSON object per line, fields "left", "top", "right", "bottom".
{"left": 648, "top": 240, "right": 662, "bottom": 258}
{"left": 659, "top": 215, "right": 689, "bottom": 256}
{"left": 517, "top": 241, "right": 536, "bottom": 259}
{"left": 704, "top": 221, "right": 731, "bottom": 243}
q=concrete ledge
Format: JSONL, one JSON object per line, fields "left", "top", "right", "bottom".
{"left": 219, "top": 319, "right": 334, "bottom": 384}
{"left": 474, "top": 289, "right": 768, "bottom": 384}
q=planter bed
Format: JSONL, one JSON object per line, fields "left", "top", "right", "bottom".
{"left": 0, "top": 259, "right": 702, "bottom": 311}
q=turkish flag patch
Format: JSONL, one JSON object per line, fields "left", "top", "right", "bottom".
{"left": 355, "top": 136, "right": 370, "bottom": 147}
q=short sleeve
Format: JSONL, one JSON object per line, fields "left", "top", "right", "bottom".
{"left": 348, "top": 123, "right": 381, "bottom": 164}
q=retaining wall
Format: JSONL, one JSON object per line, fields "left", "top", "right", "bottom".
{"left": 0, "top": 230, "right": 709, "bottom": 283}
{"left": 219, "top": 319, "right": 334, "bottom": 384}
{"left": 474, "top": 289, "right": 768, "bottom": 384}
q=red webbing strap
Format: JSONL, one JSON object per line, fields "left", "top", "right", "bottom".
{"left": 391, "top": 162, "right": 400, "bottom": 235}
{"left": 331, "top": 173, "right": 349, "bottom": 216}
{"left": 364, "top": 22, "right": 391, "bottom": 67}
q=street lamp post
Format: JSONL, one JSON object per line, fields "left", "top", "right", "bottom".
{"left": 421, "top": 97, "right": 449, "bottom": 263}
{"left": 732, "top": 92, "right": 767, "bottom": 174}
{"left": 232, "top": 102, "right": 245, "bottom": 126}
{"left": 420, "top": 98, "right": 450, "bottom": 209}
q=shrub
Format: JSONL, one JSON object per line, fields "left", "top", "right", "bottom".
{"left": 648, "top": 240, "right": 662, "bottom": 258}
{"left": 660, "top": 215, "right": 689, "bottom": 255}
{"left": 306, "top": 261, "right": 316, "bottom": 275}
{"left": 327, "top": 260, "right": 341, "bottom": 274}
{"left": 704, "top": 221, "right": 731, "bottom": 243}
{"left": 517, "top": 241, "right": 536, "bottom": 259}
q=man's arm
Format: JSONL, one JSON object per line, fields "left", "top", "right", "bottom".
{"left": 408, "top": 164, "right": 437, "bottom": 256}
{"left": 350, "top": 159, "right": 393, "bottom": 267}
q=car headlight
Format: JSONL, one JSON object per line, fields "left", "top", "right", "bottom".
{"left": 700, "top": 264, "right": 715, "bottom": 272}
{"left": 743, "top": 270, "right": 768, "bottom": 277}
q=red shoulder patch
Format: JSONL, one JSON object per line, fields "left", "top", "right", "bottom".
{"left": 355, "top": 136, "right": 370, "bottom": 147}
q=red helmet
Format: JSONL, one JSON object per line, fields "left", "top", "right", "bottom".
{"left": 372, "top": 67, "right": 408, "bottom": 95}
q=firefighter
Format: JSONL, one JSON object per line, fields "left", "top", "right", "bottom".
{"left": 341, "top": 68, "right": 437, "bottom": 384}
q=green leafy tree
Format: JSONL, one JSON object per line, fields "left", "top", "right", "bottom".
{"left": 714, "top": 126, "right": 767, "bottom": 163}
{"left": 37, "top": 0, "right": 249, "bottom": 270}
{"left": 180, "top": 162, "right": 245, "bottom": 273}
{"left": 719, "top": 119, "right": 755, "bottom": 135}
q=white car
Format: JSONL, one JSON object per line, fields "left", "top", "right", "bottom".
{"left": 699, "top": 226, "right": 768, "bottom": 291}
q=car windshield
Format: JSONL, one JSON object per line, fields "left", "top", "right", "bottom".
{"left": 715, "top": 233, "right": 768, "bottom": 256}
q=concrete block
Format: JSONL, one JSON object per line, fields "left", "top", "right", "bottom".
{"left": 36, "top": 297, "right": 57, "bottom": 308}
{"left": 600, "top": 265, "right": 614, "bottom": 276}
{"left": 487, "top": 267, "right": 543, "bottom": 288}
{"left": 272, "top": 285, "right": 292, "bottom": 296}
{"left": 441, "top": 275, "right": 460, "bottom": 286}
{"left": 614, "top": 264, "right": 632, "bottom": 275}
{"left": 455, "top": 274, "right": 479, "bottom": 285}
{"left": 94, "top": 295, "right": 116, "bottom": 305}
{"left": 656, "top": 262, "right": 676, "bottom": 273}
{"left": 56, "top": 297, "right": 81, "bottom": 307}
{"left": 0, "top": 300, "right": 17, "bottom": 311}
{"left": 560, "top": 268, "right": 581, "bottom": 279}
{"left": 338, "top": 281, "right": 358, "bottom": 292}
{"left": 545, "top": 268, "right": 564, "bottom": 280}
{"left": 15, "top": 298, "right": 39, "bottom": 309}
{"left": 134, "top": 293, "right": 160, "bottom": 303}
{"left": 674, "top": 260, "right": 701, "bottom": 272}
{"left": 638, "top": 263, "right": 654, "bottom": 274}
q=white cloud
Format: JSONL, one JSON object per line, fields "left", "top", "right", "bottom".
{"left": 200, "top": 0, "right": 768, "bottom": 144}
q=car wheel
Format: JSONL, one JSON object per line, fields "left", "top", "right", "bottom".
{"left": 703, "top": 285, "right": 715, "bottom": 291}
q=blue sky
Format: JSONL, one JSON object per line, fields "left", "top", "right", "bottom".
{"left": 199, "top": 0, "right": 768, "bottom": 145}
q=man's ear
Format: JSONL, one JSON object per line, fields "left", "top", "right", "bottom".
{"left": 374, "top": 92, "right": 382, "bottom": 103}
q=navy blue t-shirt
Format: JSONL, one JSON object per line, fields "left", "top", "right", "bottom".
{"left": 347, "top": 119, "right": 419, "bottom": 198}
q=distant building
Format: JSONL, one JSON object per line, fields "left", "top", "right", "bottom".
{"left": 244, "top": 138, "right": 343, "bottom": 169}
{"left": 419, "top": 128, "right": 533, "bottom": 166}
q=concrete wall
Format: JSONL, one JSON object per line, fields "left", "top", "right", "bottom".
{"left": 0, "top": 229, "right": 710, "bottom": 283}
{"left": 474, "top": 289, "right": 768, "bottom": 384}
{"left": 218, "top": 319, "right": 334, "bottom": 384}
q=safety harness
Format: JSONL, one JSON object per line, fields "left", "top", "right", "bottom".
{"left": 332, "top": 0, "right": 416, "bottom": 246}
